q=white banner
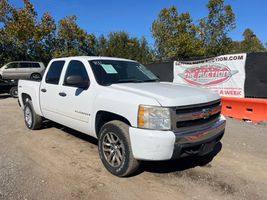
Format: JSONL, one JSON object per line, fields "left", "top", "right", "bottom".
{"left": 173, "top": 53, "right": 247, "bottom": 98}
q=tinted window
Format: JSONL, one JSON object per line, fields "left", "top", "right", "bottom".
{"left": 45, "top": 61, "right": 65, "bottom": 84}
{"left": 89, "top": 60, "right": 158, "bottom": 86}
{"left": 31, "top": 63, "right": 40, "bottom": 68}
{"left": 6, "top": 63, "right": 18, "bottom": 69}
{"left": 19, "top": 63, "right": 31, "bottom": 68}
{"left": 64, "top": 60, "right": 89, "bottom": 86}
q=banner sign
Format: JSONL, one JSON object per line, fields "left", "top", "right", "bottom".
{"left": 173, "top": 53, "right": 247, "bottom": 98}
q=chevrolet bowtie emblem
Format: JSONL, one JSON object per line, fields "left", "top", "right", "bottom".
{"left": 202, "top": 108, "right": 212, "bottom": 119}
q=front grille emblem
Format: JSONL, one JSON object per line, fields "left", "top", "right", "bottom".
{"left": 202, "top": 108, "right": 212, "bottom": 119}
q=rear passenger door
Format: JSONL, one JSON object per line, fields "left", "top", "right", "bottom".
{"left": 18, "top": 62, "right": 31, "bottom": 79}
{"left": 28, "top": 62, "right": 41, "bottom": 77}
{"left": 40, "top": 60, "right": 65, "bottom": 123}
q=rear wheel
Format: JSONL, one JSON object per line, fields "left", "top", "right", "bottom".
{"left": 30, "top": 73, "right": 41, "bottom": 80}
{"left": 24, "top": 100, "right": 42, "bottom": 130}
{"left": 9, "top": 86, "right": 18, "bottom": 98}
{"left": 98, "top": 120, "right": 140, "bottom": 177}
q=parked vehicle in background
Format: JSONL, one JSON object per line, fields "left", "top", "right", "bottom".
{"left": 0, "top": 61, "right": 45, "bottom": 81}
{"left": 18, "top": 56, "right": 226, "bottom": 177}
{"left": 0, "top": 79, "right": 18, "bottom": 98}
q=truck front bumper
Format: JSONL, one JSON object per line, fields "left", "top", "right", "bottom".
{"left": 129, "top": 115, "right": 226, "bottom": 161}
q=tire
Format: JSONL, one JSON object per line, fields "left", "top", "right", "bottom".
{"left": 30, "top": 73, "right": 41, "bottom": 80}
{"left": 98, "top": 120, "right": 140, "bottom": 177}
{"left": 9, "top": 86, "right": 18, "bottom": 98}
{"left": 196, "top": 142, "right": 222, "bottom": 166}
{"left": 196, "top": 153, "right": 215, "bottom": 166}
{"left": 24, "top": 100, "right": 42, "bottom": 130}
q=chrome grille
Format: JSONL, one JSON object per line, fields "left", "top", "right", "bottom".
{"left": 171, "top": 100, "right": 221, "bottom": 132}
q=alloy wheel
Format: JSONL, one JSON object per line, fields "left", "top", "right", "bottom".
{"left": 102, "top": 132, "right": 125, "bottom": 167}
{"left": 25, "top": 106, "right": 33, "bottom": 127}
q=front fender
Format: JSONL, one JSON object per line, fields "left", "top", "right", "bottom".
{"left": 91, "top": 87, "right": 160, "bottom": 134}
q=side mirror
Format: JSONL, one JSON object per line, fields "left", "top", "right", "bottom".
{"left": 65, "top": 75, "right": 89, "bottom": 89}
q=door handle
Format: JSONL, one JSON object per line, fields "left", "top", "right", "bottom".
{"left": 41, "top": 88, "right": 47, "bottom": 93}
{"left": 59, "top": 92, "right": 67, "bottom": 97}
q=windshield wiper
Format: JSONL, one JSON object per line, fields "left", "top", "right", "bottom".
{"left": 112, "top": 78, "right": 159, "bottom": 84}
{"left": 143, "top": 79, "right": 160, "bottom": 82}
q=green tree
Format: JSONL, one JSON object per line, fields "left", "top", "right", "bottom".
{"left": 96, "top": 32, "right": 153, "bottom": 64}
{"left": 0, "top": 0, "right": 56, "bottom": 65}
{"left": 0, "top": 0, "right": 155, "bottom": 65}
{"left": 152, "top": 6, "right": 205, "bottom": 61}
{"left": 200, "top": 0, "right": 236, "bottom": 56}
{"left": 240, "top": 28, "right": 265, "bottom": 53}
{"left": 230, "top": 41, "right": 242, "bottom": 53}
{"left": 0, "top": 0, "right": 13, "bottom": 26}
{"left": 53, "top": 16, "right": 96, "bottom": 57}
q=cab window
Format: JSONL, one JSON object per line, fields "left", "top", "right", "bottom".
{"left": 45, "top": 61, "right": 65, "bottom": 84}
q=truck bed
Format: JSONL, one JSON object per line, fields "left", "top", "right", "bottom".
{"left": 18, "top": 79, "right": 42, "bottom": 116}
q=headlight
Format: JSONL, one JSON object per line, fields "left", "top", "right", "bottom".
{"left": 138, "top": 105, "right": 171, "bottom": 130}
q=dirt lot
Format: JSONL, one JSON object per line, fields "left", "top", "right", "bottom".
{"left": 0, "top": 95, "right": 267, "bottom": 200}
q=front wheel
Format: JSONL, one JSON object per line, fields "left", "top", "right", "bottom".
{"left": 24, "top": 101, "right": 42, "bottom": 130}
{"left": 98, "top": 120, "right": 140, "bottom": 177}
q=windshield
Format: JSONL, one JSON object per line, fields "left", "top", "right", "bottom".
{"left": 89, "top": 60, "right": 159, "bottom": 86}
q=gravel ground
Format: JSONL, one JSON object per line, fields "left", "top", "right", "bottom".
{"left": 0, "top": 95, "right": 267, "bottom": 200}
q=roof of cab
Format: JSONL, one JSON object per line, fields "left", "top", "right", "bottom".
{"left": 51, "top": 56, "right": 136, "bottom": 62}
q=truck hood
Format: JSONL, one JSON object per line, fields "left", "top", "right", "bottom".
{"left": 110, "top": 82, "right": 220, "bottom": 107}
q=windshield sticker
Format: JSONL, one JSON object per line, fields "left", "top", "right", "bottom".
{"left": 101, "top": 64, "right": 118, "bottom": 74}
{"left": 92, "top": 61, "right": 102, "bottom": 65}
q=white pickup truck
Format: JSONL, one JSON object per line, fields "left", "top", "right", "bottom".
{"left": 18, "top": 56, "right": 226, "bottom": 177}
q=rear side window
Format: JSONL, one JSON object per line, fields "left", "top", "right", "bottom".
{"left": 64, "top": 60, "right": 89, "bottom": 86}
{"left": 31, "top": 63, "right": 40, "bottom": 68}
{"left": 45, "top": 61, "right": 65, "bottom": 84}
{"left": 19, "top": 63, "right": 31, "bottom": 68}
{"left": 18, "top": 62, "right": 40, "bottom": 68}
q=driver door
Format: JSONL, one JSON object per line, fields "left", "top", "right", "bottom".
{"left": 56, "top": 60, "right": 95, "bottom": 134}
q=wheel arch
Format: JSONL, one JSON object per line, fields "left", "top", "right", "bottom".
{"left": 21, "top": 93, "right": 32, "bottom": 106}
{"left": 95, "top": 110, "right": 131, "bottom": 138}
